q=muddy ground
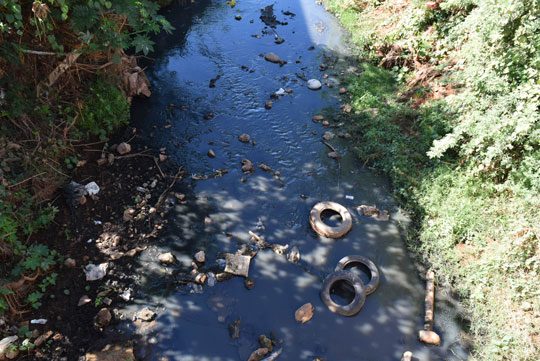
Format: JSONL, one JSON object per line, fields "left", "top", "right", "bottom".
{"left": 2, "top": 127, "right": 185, "bottom": 360}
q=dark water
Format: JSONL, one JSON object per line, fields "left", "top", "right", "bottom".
{"left": 126, "top": 0, "right": 469, "bottom": 360}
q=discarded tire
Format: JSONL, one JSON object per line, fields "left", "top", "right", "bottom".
{"left": 320, "top": 270, "right": 366, "bottom": 316}
{"left": 335, "top": 255, "right": 380, "bottom": 295}
{"left": 309, "top": 201, "right": 352, "bottom": 238}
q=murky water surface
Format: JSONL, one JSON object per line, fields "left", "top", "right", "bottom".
{"left": 127, "top": 0, "right": 469, "bottom": 360}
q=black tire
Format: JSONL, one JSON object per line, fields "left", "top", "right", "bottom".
{"left": 335, "top": 255, "right": 380, "bottom": 295}
{"left": 309, "top": 201, "right": 353, "bottom": 238}
{"left": 320, "top": 270, "right": 366, "bottom": 316}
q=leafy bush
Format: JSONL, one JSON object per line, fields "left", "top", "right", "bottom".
{"left": 0, "top": 0, "right": 173, "bottom": 58}
{"left": 79, "top": 76, "right": 130, "bottom": 137}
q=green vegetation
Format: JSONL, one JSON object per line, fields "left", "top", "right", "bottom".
{"left": 327, "top": 0, "right": 540, "bottom": 360}
{"left": 0, "top": 0, "right": 172, "bottom": 318}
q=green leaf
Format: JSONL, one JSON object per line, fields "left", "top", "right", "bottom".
{"left": 132, "top": 35, "right": 154, "bottom": 55}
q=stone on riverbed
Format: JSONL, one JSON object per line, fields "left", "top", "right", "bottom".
{"left": 238, "top": 134, "right": 251, "bottom": 143}
{"left": 307, "top": 79, "right": 322, "bottom": 90}
{"left": 194, "top": 250, "right": 206, "bottom": 263}
{"left": 264, "top": 52, "right": 281, "bottom": 63}
{"left": 295, "top": 303, "right": 314, "bottom": 323}
{"left": 158, "top": 252, "right": 175, "bottom": 264}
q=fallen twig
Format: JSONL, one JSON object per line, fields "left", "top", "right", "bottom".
{"left": 155, "top": 167, "right": 185, "bottom": 210}
{"left": 154, "top": 157, "right": 165, "bottom": 178}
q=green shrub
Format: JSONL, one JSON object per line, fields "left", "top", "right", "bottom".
{"left": 79, "top": 76, "right": 130, "bottom": 137}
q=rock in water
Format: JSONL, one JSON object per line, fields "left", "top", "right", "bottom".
{"left": 238, "top": 134, "right": 251, "bottom": 143}
{"left": 295, "top": 303, "right": 314, "bottom": 323}
{"left": 247, "top": 348, "right": 269, "bottom": 361}
{"left": 158, "top": 252, "right": 175, "bottom": 264}
{"left": 194, "top": 251, "right": 206, "bottom": 263}
{"left": 264, "top": 52, "right": 281, "bottom": 63}
{"left": 307, "top": 79, "right": 322, "bottom": 90}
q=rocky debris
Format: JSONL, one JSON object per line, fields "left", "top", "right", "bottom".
{"left": 194, "top": 250, "right": 206, "bottom": 263}
{"left": 287, "top": 246, "right": 300, "bottom": 263}
{"left": 295, "top": 303, "right": 314, "bottom": 323}
{"left": 244, "top": 277, "right": 255, "bottom": 290}
{"left": 137, "top": 307, "right": 156, "bottom": 322}
{"left": 78, "top": 295, "right": 92, "bottom": 307}
{"left": 0, "top": 336, "right": 17, "bottom": 358}
{"left": 216, "top": 272, "right": 233, "bottom": 282}
{"left": 94, "top": 308, "right": 112, "bottom": 328}
{"left": 64, "top": 257, "right": 76, "bottom": 268}
{"left": 322, "top": 131, "right": 335, "bottom": 140}
{"left": 238, "top": 134, "right": 251, "bottom": 143}
{"left": 235, "top": 15, "right": 242, "bottom": 20}
{"left": 258, "top": 335, "right": 274, "bottom": 352}
{"left": 265, "top": 100, "right": 273, "bottom": 109}
{"left": 158, "top": 252, "right": 175, "bottom": 264}
{"left": 357, "top": 205, "right": 389, "bottom": 221}
{"left": 224, "top": 253, "right": 251, "bottom": 277}
{"left": 85, "top": 344, "right": 135, "bottom": 361}
{"left": 339, "top": 87, "right": 347, "bottom": 94}
{"left": 322, "top": 120, "right": 330, "bottom": 127}
{"left": 123, "top": 208, "right": 135, "bottom": 222}
{"left": 204, "top": 113, "right": 214, "bottom": 120}
{"left": 228, "top": 318, "right": 241, "bottom": 339}
{"left": 63, "top": 181, "right": 87, "bottom": 207}
{"left": 312, "top": 115, "right": 324, "bottom": 122}
{"left": 248, "top": 348, "right": 269, "bottom": 361}
{"left": 264, "top": 52, "right": 281, "bottom": 63}
{"left": 338, "top": 132, "right": 352, "bottom": 139}
{"left": 103, "top": 297, "right": 112, "bottom": 306}
{"left": 328, "top": 151, "right": 341, "bottom": 159}
{"left": 259, "top": 163, "right": 272, "bottom": 172}
{"left": 307, "top": 79, "right": 322, "bottom": 90}
{"left": 274, "top": 38, "right": 285, "bottom": 44}
{"left": 241, "top": 158, "right": 254, "bottom": 173}
{"left": 341, "top": 104, "right": 352, "bottom": 113}
{"left": 4, "top": 348, "right": 18, "bottom": 359}
{"left": 33, "top": 331, "right": 53, "bottom": 347}
{"left": 159, "top": 154, "right": 168, "bottom": 162}
{"left": 117, "top": 142, "right": 131, "bottom": 155}
{"left": 84, "top": 263, "right": 108, "bottom": 281}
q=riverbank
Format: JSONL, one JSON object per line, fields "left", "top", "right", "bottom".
{"left": 325, "top": 0, "right": 540, "bottom": 360}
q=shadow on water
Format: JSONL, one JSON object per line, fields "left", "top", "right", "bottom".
{"left": 109, "top": 0, "right": 472, "bottom": 360}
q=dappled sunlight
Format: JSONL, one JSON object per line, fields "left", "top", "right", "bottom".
{"left": 120, "top": 0, "right": 468, "bottom": 359}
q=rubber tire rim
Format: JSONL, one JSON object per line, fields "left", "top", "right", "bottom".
{"left": 335, "top": 255, "right": 380, "bottom": 295}
{"left": 320, "top": 270, "right": 366, "bottom": 316}
{"left": 309, "top": 201, "right": 353, "bottom": 239}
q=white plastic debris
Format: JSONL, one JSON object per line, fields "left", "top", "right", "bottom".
{"left": 0, "top": 336, "right": 18, "bottom": 356}
{"left": 93, "top": 220, "right": 102, "bottom": 225}
{"left": 120, "top": 289, "right": 132, "bottom": 301}
{"left": 30, "top": 319, "right": 47, "bottom": 324}
{"left": 275, "top": 88, "right": 285, "bottom": 95}
{"left": 207, "top": 272, "right": 216, "bottom": 287}
{"left": 85, "top": 182, "right": 100, "bottom": 195}
{"left": 84, "top": 263, "right": 108, "bottom": 281}
{"left": 87, "top": 238, "right": 93, "bottom": 243}
{"left": 345, "top": 195, "right": 354, "bottom": 200}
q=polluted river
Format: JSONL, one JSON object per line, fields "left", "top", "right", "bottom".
{"left": 118, "top": 0, "right": 470, "bottom": 360}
